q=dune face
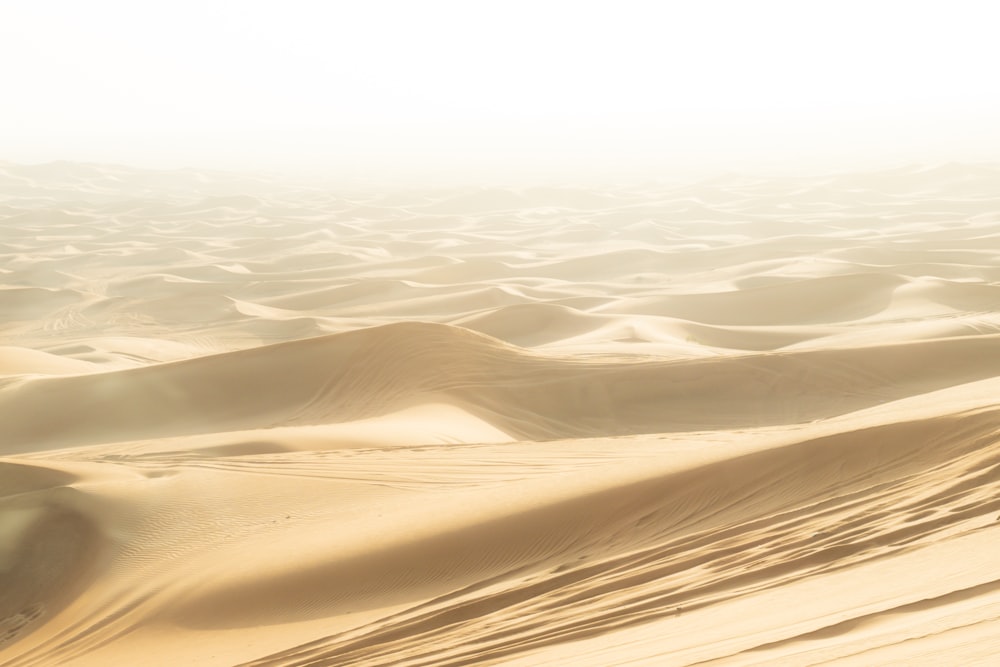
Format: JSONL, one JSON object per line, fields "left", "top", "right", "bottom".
{"left": 2, "top": 161, "right": 1000, "bottom": 666}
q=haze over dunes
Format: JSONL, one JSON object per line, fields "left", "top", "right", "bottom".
{"left": 2, "top": 160, "right": 1000, "bottom": 666}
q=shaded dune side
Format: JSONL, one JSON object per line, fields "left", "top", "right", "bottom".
{"left": 235, "top": 408, "right": 1000, "bottom": 667}
{"left": 597, "top": 273, "right": 909, "bottom": 325}
{"left": 0, "top": 287, "right": 83, "bottom": 323}
{"left": 3, "top": 322, "right": 1000, "bottom": 453}
{"left": 0, "top": 463, "right": 102, "bottom": 651}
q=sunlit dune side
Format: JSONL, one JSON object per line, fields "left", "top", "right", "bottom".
{"left": 2, "top": 162, "right": 1000, "bottom": 666}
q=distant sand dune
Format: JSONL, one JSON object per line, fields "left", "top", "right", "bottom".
{"left": 3, "top": 322, "right": 999, "bottom": 455}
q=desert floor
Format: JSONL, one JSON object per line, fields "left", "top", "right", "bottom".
{"left": 2, "top": 161, "right": 1000, "bottom": 666}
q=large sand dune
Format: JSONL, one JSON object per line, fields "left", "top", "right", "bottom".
{"left": 2, "top": 161, "right": 1000, "bottom": 665}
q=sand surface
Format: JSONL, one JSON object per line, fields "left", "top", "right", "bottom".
{"left": 2, "top": 161, "right": 1000, "bottom": 666}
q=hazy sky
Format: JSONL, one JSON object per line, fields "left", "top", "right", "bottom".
{"left": 3, "top": 0, "right": 999, "bottom": 182}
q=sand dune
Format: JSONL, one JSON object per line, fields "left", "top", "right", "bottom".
{"left": 2, "top": 162, "right": 1000, "bottom": 666}
{"left": 3, "top": 322, "right": 1000, "bottom": 455}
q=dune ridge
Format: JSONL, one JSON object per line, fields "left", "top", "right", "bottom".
{"left": 3, "top": 322, "right": 1000, "bottom": 455}
{"left": 2, "top": 161, "right": 1000, "bottom": 666}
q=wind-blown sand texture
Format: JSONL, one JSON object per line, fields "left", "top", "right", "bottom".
{"left": 2, "top": 161, "right": 1000, "bottom": 666}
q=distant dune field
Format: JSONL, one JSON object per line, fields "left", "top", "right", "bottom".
{"left": 2, "top": 161, "right": 1000, "bottom": 666}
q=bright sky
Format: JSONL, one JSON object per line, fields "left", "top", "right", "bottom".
{"left": 2, "top": 0, "right": 999, "bottom": 182}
